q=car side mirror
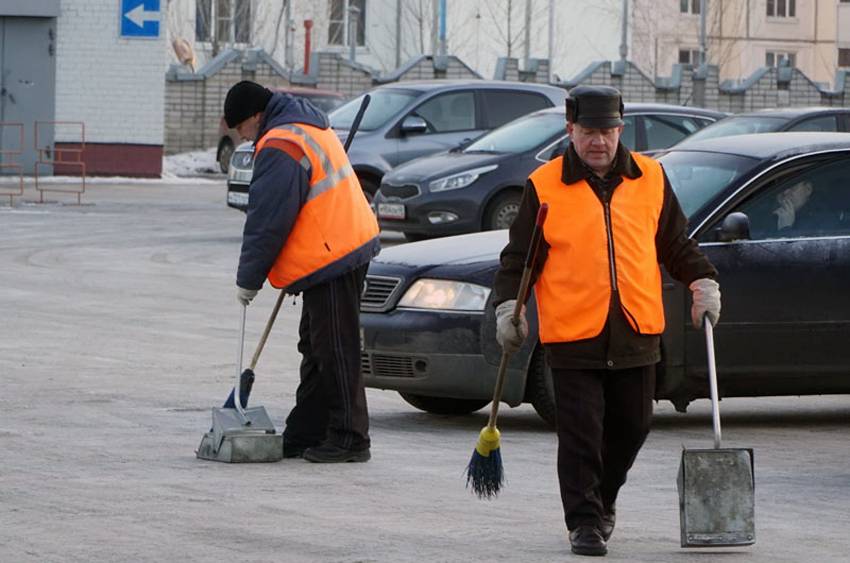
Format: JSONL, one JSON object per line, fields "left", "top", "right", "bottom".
{"left": 401, "top": 116, "right": 428, "bottom": 135}
{"left": 715, "top": 212, "right": 750, "bottom": 242}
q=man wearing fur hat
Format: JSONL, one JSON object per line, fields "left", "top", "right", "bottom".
{"left": 493, "top": 86, "right": 720, "bottom": 555}
{"left": 223, "top": 80, "right": 379, "bottom": 463}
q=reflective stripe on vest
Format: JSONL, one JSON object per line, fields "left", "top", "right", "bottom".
{"left": 531, "top": 152, "right": 666, "bottom": 343}
{"left": 255, "top": 123, "right": 379, "bottom": 291}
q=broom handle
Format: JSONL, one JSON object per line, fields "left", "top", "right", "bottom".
{"left": 487, "top": 203, "right": 549, "bottom": 430}
{"left": 234, "top": 303, "right": 249, "bottom": 424}
{"left": 249, "top": 290, "right": 286, "bottom": 371}
{"left": 704, "top": 318, "right": 722, "bottom": 449}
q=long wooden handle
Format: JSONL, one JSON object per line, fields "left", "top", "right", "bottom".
{"left": 487, "top": 203, "right": 549, "bottom": 429}
{"left": 249, "top": 290, "right": 286, "bottom": 370}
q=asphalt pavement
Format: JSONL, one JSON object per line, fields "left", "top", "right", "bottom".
{"left": 1, "top": 180, "right": 849, "bottom": 562}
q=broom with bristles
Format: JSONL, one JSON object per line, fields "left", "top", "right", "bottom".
{"left": 466, "top": 203, "right": 548, "bottom": 499}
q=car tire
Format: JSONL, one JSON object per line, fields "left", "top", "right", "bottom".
{"left": 359, "top": 177, "right": 378, "bottom": 204}
{"left": 484, "top": 191, "right": 522, "bottom": 231}
{"left": 218, "top": 140, "right": 234, "bottom": 174}
{"left": 525, "top": 345, "right": 557, "bottom": 428}
{"left": 398, "top": 392, "right": 490, "bottom": 415}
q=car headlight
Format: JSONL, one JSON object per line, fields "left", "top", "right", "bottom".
{"left": 428, "top": 165, "right": 498, "bottom": 192}
{"left": 398, "top": 279, "right": 491, "bottom": 311}
{"left": 231, "top": 151, "right": 254, "bottom": 170}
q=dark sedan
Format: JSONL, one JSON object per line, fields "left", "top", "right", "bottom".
{"left": 373, "top": 104, "right": 726, "bottom": 241}
{"left": 360, "top": 133, "right": 850, "bottom": 426}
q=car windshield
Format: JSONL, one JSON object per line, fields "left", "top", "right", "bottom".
{"left": 683, "top": 115, "right": 787, "bottom": 143}
{"left": 657, "top": 151, "right": 758, "bottom": 217}
{"left": 464, "top": 111, "right": 564, "bottom": 154}
{"left": 329, "top": 89, "right": 419, "bottom": 131}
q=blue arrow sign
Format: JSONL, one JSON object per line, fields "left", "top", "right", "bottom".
{"left": 121, "top": 0, "right": 160, "bottom": 38}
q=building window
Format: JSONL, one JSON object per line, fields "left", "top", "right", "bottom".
{"left": 839, "top": 48, "right": 850, "bottom": 68}
{"left": 766, "top": 51, "right": 796, "bottom": 67}
{"left": 767, "top": 0, "right": 796, "bottom": 18}
{"left": 329, "top": 0, "right": 366, "bottom": 47}
{"left": 196, "top": 0, "right": 251, "bottom": 44}
{"left": 679, "top": 48, "right": 701, "bottom": 64}
{"left": 680, "top": 0, "right": 701, "bottom": 14}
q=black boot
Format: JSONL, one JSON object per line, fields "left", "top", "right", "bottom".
{"left": 569, "top": 525, "right": 608, "bottom": 556}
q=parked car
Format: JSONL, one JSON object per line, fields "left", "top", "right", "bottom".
{"left": 671, "top": 106, "right": 850, "bottom": 148}
{"left": 374, "top": 103, "right": 726, "bottom": 240}
{"left": 226, "top": 80, "right": 567, "bottom": 211}
{"left": 217, "top": 86, "right": 345, "bottom": 173}
{"left": 360, "top": 132, "right": 850, "bottom": 426}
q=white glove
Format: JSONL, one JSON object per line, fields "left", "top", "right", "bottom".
{"left": 690, "top": 278, "right": 721, "bottom": 328}
{"left": 237, "top": 285, "right": 259, "bottom": 306}
{"left": 495, "top": 299, "right": 528, "bottom": 355}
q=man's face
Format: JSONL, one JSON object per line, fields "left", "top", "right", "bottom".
{"left": 567, "top": 122, "right": 623, "bottom": 176}
{"left": 235, "top": 113, "right": 262, "bottom": 142}
{"left": 776, "top": 180, "right": 813, "bottom": 212}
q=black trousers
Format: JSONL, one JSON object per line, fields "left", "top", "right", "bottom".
{"left": 283, "top": 264, "right": 370, "bottom": 451}
{"left": 551, "top": 364, "right": 656, "bottom": 531}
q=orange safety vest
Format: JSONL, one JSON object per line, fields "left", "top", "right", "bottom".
{"left": 255, "top": 123, "right": 379, "bottom": 291}
{"left": 530, "top": 152, "right": 666, "bottom": 343}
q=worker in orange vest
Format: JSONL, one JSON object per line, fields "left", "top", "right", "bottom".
{"left": 224, "top": 80, "right": 379, "bottom": 463}
{"left": 493, "top": 86, "right": 720, "bottom": 556}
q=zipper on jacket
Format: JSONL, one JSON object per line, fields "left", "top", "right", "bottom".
{"left": 603, "top": 200, "right": 618, "bottom": 292}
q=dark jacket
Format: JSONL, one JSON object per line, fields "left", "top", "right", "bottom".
{"left": 236, "top": 92, "right": 380, "bottom": 293}
{"left": 493, "top": 142, "right": 717, "bottom": 370}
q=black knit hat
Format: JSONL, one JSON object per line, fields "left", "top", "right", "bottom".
{"left": 224, "top": 81, "right": 273, "bottom": 128}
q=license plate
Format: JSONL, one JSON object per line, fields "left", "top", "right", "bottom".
{"left": 378, "top": 202, "right": 405, "bottom": 219}
{"left": 227, "top": 191, "right": 249, "bottom": 207}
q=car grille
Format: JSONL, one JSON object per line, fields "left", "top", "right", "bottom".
{"left": 379, "top": 182, "right": 420, "bottom": 200}
{"left": 361, "top": 275, "right": 402, "bottom": 312}
{"left": 361, "top": 353, "right": 427, "bottom": 378}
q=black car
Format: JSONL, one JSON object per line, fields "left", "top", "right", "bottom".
{"left": 373, "top": 104, "right": 726, "bottom": 240}
{"left": 360, "top": 132, "right": 850, "bottom": 426}
{"left": 673, "top": 106, "right": 850, "bottom": 147}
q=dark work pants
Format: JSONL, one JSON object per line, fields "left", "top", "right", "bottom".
{"left": 551, "top": 365, "right": 656, "bottom": 531}
{"left": 283, "top": 264, "right": 370, "bottom": 451}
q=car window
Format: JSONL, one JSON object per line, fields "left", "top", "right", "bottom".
{"left": 481, "top": 91, "right": 551, "bottom": 129}
{"left": 786, "top": 115, "right": 839, "bottom": 132}
{"left": 736, "top": 157, "right": 850, "bottom": 239}
{"left": 644, "top": 115, "right": 705, "bottom": 151}
{"left": 413, "top": 91, "right": 476, "bottom": 133}
{"left": 329, "top": 89, "right": 418, "bottom": 131}
{"left": 304, "top": 94, "right": 345, "bottom": 113}
{"left": 659, "top": 151, "right": 757, "bottom": 217}
{"left": 684, "top": 116, "right": 787, "bottom": 143}
{"left": 466, "top": 111, "right": 565, "bottom": 154}
{"left": 620, "top": 115, "right": 637, "bottom": 150}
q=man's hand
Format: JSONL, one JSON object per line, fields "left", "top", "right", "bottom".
{"left": 690, "top": 278, "right": 721, "bottom": 328}
{"left": 237, "top": 285, "right": 259, "bottom": 306}
{"left": 773, "top": 197, "right": 796, "bottom": 230}
{"left": 495, "top": 300, "right": 528, "bottom": 355}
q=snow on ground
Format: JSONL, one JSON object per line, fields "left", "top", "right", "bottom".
{"left": 0, "top": 148, "right": 223, "bottom": 185}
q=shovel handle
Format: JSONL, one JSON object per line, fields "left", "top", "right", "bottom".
{"left": 704, "top": 318, "right": 721, "bottom": 449}
{"left": 250, "top": 290, "right": 285, "bottom": 370}
{"left": 234, "top": 303, "right": 250, "bottom": 425}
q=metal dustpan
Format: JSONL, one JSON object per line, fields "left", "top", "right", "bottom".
{"left": 677, "top": 320, "right": 754, "bottom": 547}
{"left": 197, "top": 304, "right": 282, "bottom": 463}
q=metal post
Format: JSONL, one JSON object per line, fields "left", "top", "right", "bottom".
{"left": 524, "top": 0, "right": 532, "bottom": 67}
{"left": 700, "top": 0, "right": 707, "bottom": 65}
{"left": 619, "top": 0, "right": 628, "bottom": 61}
{"left": 548, "top": 0, "right": 554, "bottom": 81}
{"left": 438, "top": 0, "right": 446, "bottom": 57}
{"left": 348, "top": 6, "right": 360, "bottom": 61}
{"left": 303, "top": 20, "right": 313, "bottom": 75}
{"left": 395, "top": 0, "right": 402, "bottom": 67}
{"left": 284, "top": 0, "right": 293, "bottom": 69}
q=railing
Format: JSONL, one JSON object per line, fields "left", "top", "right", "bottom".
{"left": 0, "top": 123, "right": 24, "bottom": 205}
{"left": 35, "top": 121, "right": 86, "bottom": 204}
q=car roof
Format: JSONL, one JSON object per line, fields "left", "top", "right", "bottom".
{"left": 723, "top": 106, "right": 850, "bottom": 118}
{"left": 662, "top": 131, "right": 850, "bottom": 159}
{"left": 268, "top": 86, "right": 344, "bottom": 97}
{"left": 372, "top": 79, "right": 566, "bottom": 95}
{"left": 531, "top": 103, "right": 726, "bottom": 118}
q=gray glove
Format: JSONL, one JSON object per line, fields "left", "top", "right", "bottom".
{"left": 690, "top": 278, "right": 721, "bottom": 328}
{"left": 495, "top": 299, "right": 528, "bottom": 355}
{"left": 237, "top": 285, "right": 259, "bottom": 306}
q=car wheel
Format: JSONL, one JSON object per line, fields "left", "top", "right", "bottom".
{"left": 525, "top": 345, "right": 556, "bottom": 428}
{"left": 484, "top": 191, "right": 522, "bottom": 231}
{"left": 398, "top": 392, "right": 490, "bottom": 415}
{"left": 359, "top": 177, "right": 378, "bottom": 204}
{"left": 218, "top": 140, "right": 234, "bottom": 174}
